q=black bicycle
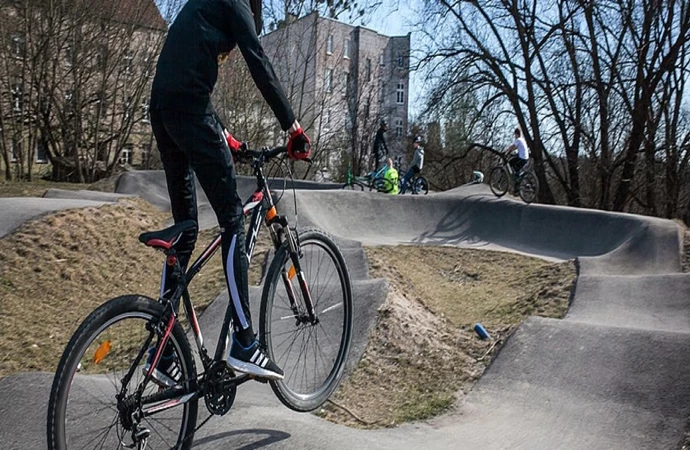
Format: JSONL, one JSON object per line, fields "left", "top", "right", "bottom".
{"left": 489, "top": 152, "right": 538, "bottom": 204}
{"left": 47, "top": 146, "right": 354, "bottom": 450}
{"left": 399, "top": 172, "right": 429, "bottom": 195}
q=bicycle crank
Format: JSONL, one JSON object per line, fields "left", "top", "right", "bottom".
{"left": 204, "top": 362, "right": 237, "bottom": 416}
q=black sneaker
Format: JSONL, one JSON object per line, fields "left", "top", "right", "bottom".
{"left": 226, "top": 339, "right": 284, "bottom": 380}
{"left": 143, "top": 346, "right": 181, "bottom": 388}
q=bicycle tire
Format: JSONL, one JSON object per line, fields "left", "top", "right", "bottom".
{"left": 372, "top": 177, "right": 393, "bottom": 193}
{"left": 260, "top": 229, "right": 353, "bottom": 412}
{"left": 518, "top": 172, "right": 539, "bottom": 204}
{"left": 489, "top": 166, "right": 509, "bottom": 197}
{"left": 47, "top": 295, "right": 197, "bottom": 450}
{"left": 413, "top": 176, "right": 429, "bottom": 195}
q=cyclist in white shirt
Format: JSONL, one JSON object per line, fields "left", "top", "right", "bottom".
{"left": 504, "top": 127, "right": 530, "bottom": 174}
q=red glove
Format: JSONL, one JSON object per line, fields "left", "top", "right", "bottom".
{"left": 226, "top": 132, "right": 242, "bottom": 152}
{"left": 287, "top": 127, "right": 311, "bottom": 160}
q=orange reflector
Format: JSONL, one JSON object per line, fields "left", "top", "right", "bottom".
{"left": 266, "top": 206, "right": 277, "bottom": 221}
{"left": 93, "top": 341, "right": 112, "bottom": 364}
{"left": 288, "top": 266, "right": 296, "bottom": 280}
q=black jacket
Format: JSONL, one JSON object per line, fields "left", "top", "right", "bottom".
{"left": 373, "top": 128, "right": 388, "bottom": 156}
{"left": 151, "top": 0, "right": 295, "bottom": 130}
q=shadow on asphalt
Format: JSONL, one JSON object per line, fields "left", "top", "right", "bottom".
{"left": 192, "top": 428, "right": 291, "bottom": 449}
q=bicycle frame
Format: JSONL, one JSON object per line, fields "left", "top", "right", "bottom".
{"left": 129, "top": 149, "right": 317, "bottom": 419}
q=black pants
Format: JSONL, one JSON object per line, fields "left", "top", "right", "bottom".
{"left": 509, "top": 156, "right": 527, "bottom": 174}
{"left": 151, "top": 108, "right": 254, "bottom": 344}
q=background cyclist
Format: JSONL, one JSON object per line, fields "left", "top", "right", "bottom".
{"left": 504, "top": 127, "right": 530, "bottom": 175}
{"left": 401, "top": 136, "right": 425, "bottom": 194}
{"left": 372, "top": 120, "right": 389, "bottom": 171}
{"left": 383, "top": 157, "right": 399, "bottom": 194}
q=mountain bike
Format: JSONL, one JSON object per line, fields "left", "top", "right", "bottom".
{"left": 489, "top": 153, "right": 538, "bottom": 204}
{"left": 47, "top": 146, "right": 354, "bottom": 450}
{"left": 342, "top": 163, "right": 393, "bottom": 193}
{"left": 399, "top": 172, "right": 429, "bottom": 195}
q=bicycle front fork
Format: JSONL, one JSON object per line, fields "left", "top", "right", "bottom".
{"left": 270, "top": 217, "right": 317, "bottom": 325}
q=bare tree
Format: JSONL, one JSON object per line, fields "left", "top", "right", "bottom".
{"left": 0, "top": 0, "right": 166, "bottom": 182}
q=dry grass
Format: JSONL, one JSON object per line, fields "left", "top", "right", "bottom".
{"left": 0, "top": 176, "right": 121, "bottom": 198}
{"left": 0, "top": 198, "right": 273, "bottom": 378}
{"left": 319, "top": 246, "right": 575, "bottom": 428}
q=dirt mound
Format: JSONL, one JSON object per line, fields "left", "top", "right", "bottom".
{"left": 0, "top": 198, "right": 229, "bottom": 378}
{"left": 320, "top": 246, "right": 575, "bottom": 428}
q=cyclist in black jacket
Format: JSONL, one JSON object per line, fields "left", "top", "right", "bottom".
{"left": 148, "top": 0, "right": 310, "bottom": 383}
{"left": 372, "top": 120, "right": 388, "bottom": 170}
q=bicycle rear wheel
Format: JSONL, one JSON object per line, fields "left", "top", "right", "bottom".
{"left": 518, "top": 172, "right": 539, "bottom": 204}
{"left": 260, "top": 229, "right": 353, "bottom": 412}
{"left": 413, "top": 176, "right": 429, "bottom": 195}
{"left": 47, "top": 295, "right": 197, "bottom": 450}
{"left": 489, "top": 166, "right": 510, "bottom": 197}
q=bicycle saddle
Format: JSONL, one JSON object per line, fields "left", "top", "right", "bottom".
{"left": 138, "top": 220, "right": 197, "bottom": 250}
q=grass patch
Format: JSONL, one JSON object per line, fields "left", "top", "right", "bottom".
{"left": 0, "top": 198, "right": 271, "bottom": 378}
{"left": 0, "top": 176, "right": 120, "bottom": 198}
{"left": 319, "top": 245, "right": 575, "bottom": 428}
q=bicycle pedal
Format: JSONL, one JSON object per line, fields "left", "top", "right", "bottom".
{"left": 250, "top": 374, "right": 269, "bottom": 384}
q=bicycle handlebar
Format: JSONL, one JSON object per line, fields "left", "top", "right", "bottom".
{"left": 243, "top": 146, "right": 287, "bottom": 161}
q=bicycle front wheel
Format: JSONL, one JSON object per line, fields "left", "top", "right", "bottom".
{"left": 47, "top": 295, "right": 197, "bottom": 450}
{"left": 519, "top": 172, "right": 539, "bottom": 204}
{"left": 489, "top": 166, "right": 509, "bottom": 197}
{"left": 260, "top": 229, "right": 353, "bottom": 412}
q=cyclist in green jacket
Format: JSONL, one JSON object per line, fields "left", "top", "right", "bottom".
{"left": 383, "top": 158, "right": 399, "bottom": 194}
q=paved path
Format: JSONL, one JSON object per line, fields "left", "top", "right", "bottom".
{"left": 0, "top": 172, "right": 687, "bottom": 449}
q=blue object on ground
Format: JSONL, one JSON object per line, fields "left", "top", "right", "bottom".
{"left": 474, "top": 323, "right": 491, "bottom": 340}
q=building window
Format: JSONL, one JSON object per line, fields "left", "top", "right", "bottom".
{"left": 396, "top": 82, "right": 405, "bottom": 104}
{"left": 326, "top": 34, "right": 333, "bottom": 55}
{"left": 344, "top": 39, "right": 350, "bottom": 59}
{"left": 363, "top": 97, "right": 370, "bottom": 118}
{"left": 96, "top": 45, "right": 108, "bottom": 68}
{"left": 65, "top": 45, "right": 74, "bottom": 66}
{"left": 325, "top": 68, "right": 333, "bottom": 93}
{"left": 397, "top": 52, "right": 405, "bottom": 68}
{"left": 141, "top": 100, "right": 150, "bottom": 123}
{"left": 123, "top": 50, "right": 134, "bottom": 76}
{"left": 365, "top": 58, "right": 372, "bottom": 82}
{"left": 11, "top": 84, "right": 23, "bottom": 113}
{"left": 10, "top": 137, "right": 22, "bottom": 162}
{"left": 119, "top": 145, "right": 133, "bottom": 164}
{"left": 323, "top": 109, "right": 331, "bottom": 131}
{"left": 11, "top": 34, "right": 25, "bottom": 59}
{"left": 395, "top": 118, "right": 403, "bottom": 138}
{"left": 36, "top": 141, "right": 48, "bottom": 163}
{"left": 96, "top": 91, "right": 108, "bottom": 113}
{"left": 379, "top": 53, "right": 385, "bottom": 67}
{"left": 341, "top": 71, "right": 349, "bottom": 97}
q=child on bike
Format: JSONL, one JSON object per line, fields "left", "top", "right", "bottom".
{"left": 504, "top": 127, "right": 530, "bottom": 174}
{"left": 401, "top": 136, "right": 424, "bottom": 194}
{"left": 147, "top": 0, "right": 310, "bottom": 384}
{"left": 383, "top": 157, "right": 399, "bottom": 194}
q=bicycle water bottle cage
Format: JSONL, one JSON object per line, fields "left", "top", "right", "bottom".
{"left": 138, "top": 220, "right": 197, "bottom": 252}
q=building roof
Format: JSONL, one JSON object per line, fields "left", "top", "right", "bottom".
{"left": 264, "top": 10, "right": 406, "bottom": 39}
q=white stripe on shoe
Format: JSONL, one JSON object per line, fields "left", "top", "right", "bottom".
{"left": 226, "top": 356, "right": 284, "bottom": 380}
{"left": 250, "top": 349, "right": 261, "bottom": 363}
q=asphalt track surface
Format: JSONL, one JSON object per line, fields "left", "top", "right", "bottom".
{"left": 0, "top": 171, "right": 688, "bottom": 449}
